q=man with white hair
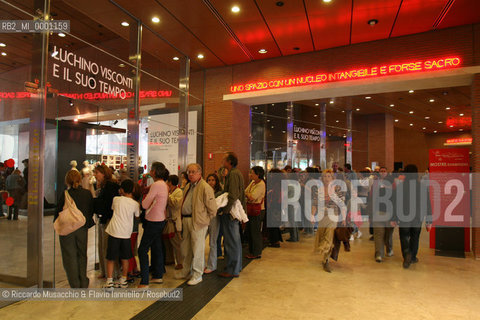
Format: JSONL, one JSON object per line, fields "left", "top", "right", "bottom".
{"left": 176, "top": 163, "right": 217, "bottom": 285}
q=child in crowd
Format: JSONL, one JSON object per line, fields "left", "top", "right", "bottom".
{"left": 104, "top": 179, "right": 140, "bottom": 288}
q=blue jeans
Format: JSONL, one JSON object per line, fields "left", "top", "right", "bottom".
{"left": 138, "top": 220, "right": 166, "bottom": 285}
{"left": 220, "top": 214, "right": 242, "bottom": 275}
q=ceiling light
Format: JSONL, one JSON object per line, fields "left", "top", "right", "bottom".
{"left": 395, "top": 119, "right": 399, "bottom": 122}
{"left": 267, "top": 119, "right": 270, "bottom": 122}
{"left": 315, "top": 103, "right": 319, "bottom": 106}
{"left": 173, "top": 56, "right": 179, "bottom": 61}
{"left": 429, "top": 99, "right": 435, "bottom": 102}
{"left": 409, "top": 90, "right": 414, "bottom": 93}
{"left": 197, "top": 54, "right": 204, "bottom": 59}
{"left": 459, "top": 129, "right": 464, "bottom": 131}
{"left": 425, "top": 116, "right": 430, "bottom": 119}
{"left": 231, "top": 6, "right": 240, "bottom": 13}
{"left": 390, "top": 104, "right": 394, "bottom": 107}
{"left": 368, "top": 19, "right": 378, "bottom": 26}
{"left": 282, "top": 130, "right": 286, "bottom": 133}
{"left": 438, "top": 121, "right": 443, "bottom": 124}
{"left": 409, "top": 111, "right": 414, "bottom": 114}
{"left": 0, "top": 43, "right": 6, "bottom": 47}
{"left": 323, "top": 0, "right": 332, "bottom": 3}
{"left": 342, "top": 110, "right": 345, "bottom": 113}
{"left": 460, "top": 113, "right": 464, "bottom": 116}
{"left": 434, "top": 130, "right": 437, "bottom": 133}
{"left": 73, "top": 118, "right": 78, "bottom": 122}
{"left": 118, "top": 63, "right": 125, "bottom": 67}
{"left": 116, "top": 114, "right": 120, "bottom": 116}
{"left": 58, "top": 33, "right": 66, "bottom": 37}
{"left": 151, "top": 17, "right": 160, "bottom": 23}
{"left": 1, "top": 52, "right": 7, "bottom": 56}
{"left": 356, "top": 108, "right": 360, "bottom": 111}
{"left": 271, "top": 126, "right": 274, "bottom": 129}
{"left": 450, "top": 125, "right": 454, "bottom": 128}
{"left": 314, "top": 114, "right": 318, "bottom": 117}
{"left": 422, "top": 127, "right": 426, "bottom": 130}
{"left": 271, "top": 103, "right": 275, "bottom": 106}
{"left": 121, "top": 21, "right": 129, "bottom": 27}
{"left": 336, "top": 120, "right": 339, "bottom": 123}
{"left": 329, "top": 100, "right": 334, "bottom": 104}
{"left": 365, "top": 96, "right": 371, "bottom": 99}
{"left": 445, "top": 107, "right": 450, "bottom": 110}
{"left": 258, "top": 49, "right": 267, "bottom": 54}
{"left": 410, "top": 123, "right": 413, "bottom": 126}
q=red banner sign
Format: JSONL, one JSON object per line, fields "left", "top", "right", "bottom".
{"left": 230, "top": 56, "right": 461, "bottom": 94}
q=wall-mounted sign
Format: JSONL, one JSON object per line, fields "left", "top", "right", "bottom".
{"left": 444, "top": 138, "right": 472, "bottom": 146}
{"left": 230, "top": 56, "right": 461, "bottom": 94}
{"left": 293, "top": 125, "right": 321, "bottom": 142}
{"left": 0, "top": 90, "right": 173, "bottom": 100}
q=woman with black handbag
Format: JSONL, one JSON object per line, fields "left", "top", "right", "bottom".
{"left": 245, "top": 166, "right": 266, "bottom": 259}
{"left": 54, "top": 170, "right": 94, "bottom": 288}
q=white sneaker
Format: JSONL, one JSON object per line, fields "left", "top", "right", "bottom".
{"left": 356, "top": 231, "right": 362, "bottom": 239}
{"left": 150, "top": 278, "right": 163, "bottom": 284}
{"left": 115, "top": 279, "right": 128, "bottom": 288}
{"left": 387, "top": 250, "right": 394, "bottom": 257}
{"left": 187, "top": 277, "right": 202, "bottom": 286}
{"left": 349, "top": 235, "right": 354, "bottom": 241}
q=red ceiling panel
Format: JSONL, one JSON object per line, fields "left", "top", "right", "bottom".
{"left": 390, "top": 0, "right": 448, "bottom": 37}
{"left": 304, "top": 0, "right": 351, "bottom": 50}
{"left": 255, "top": 0, "right": 314, "bottom": 56}
{"left": 437, "top": 0, "right": 480, "bottom": 29}
{"left": 209, "top": 0, "right": 281, "bottom": 60}
{"left": 156, "top": 0, "right": 252, "bottom": 65}
{"left": 351, "top": 0, "right": 402, "bottom": 44}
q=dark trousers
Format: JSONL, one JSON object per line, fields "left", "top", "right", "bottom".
{"left": 399, "top": 227, "right": 421, "bottom": 260}
{"left": 220, "top": 214, "right": 242, "bottom": 275}
{"left": 59, "top": 227, "right": 89, "bottom": 288}
{"left": 246, "top": 211, "right": 265, "bottom": 256}
{"left": 138, "top": 220, "right": 166, "bottom": 285}
{"left": 7, "top": 205, "right": 18, "bottom": 220}
{"left": 268, "top": 227, "right": 282, "bottom": 244}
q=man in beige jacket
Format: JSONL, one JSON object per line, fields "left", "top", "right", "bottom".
{"left": 176, "top": 163, "right": 217, "bottom": 285}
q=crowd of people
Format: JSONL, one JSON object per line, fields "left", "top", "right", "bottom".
{"left": 0, "top": 159, "right": 29, "bottom": 220}
{"left": 11, "top": 152, "right": 431, "bottom": 289}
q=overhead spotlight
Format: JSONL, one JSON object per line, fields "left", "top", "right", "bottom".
{"left": 336, "top": 120, "right": 339, "bottom": 123}
{"left": 445, "top": 107, "right": 450, "bottom": 110}
{"left": 323, "top": 0, "right": 332, "bottom": 3}
{"left": 231, "top": 5, "right": 240, "bottom": 13}
{"left": 315, "top": 103, "right": 319, "bottom": 106}
{"left": 460, "top": 113, "right": 464, "bottom": 116}
{"left": 121, "top": 21, "right": 129, "bottom": 27}
{"left": 1, "top": 52, "right": 7, "bottom": 56}
{"left": 395, "top": 119, "right": 399, "bottom": 122}
{"left": 58, "top": 33, "right": 66, "bottom": 37}
{"left": 438, "top": 121, "right": 443, "bottom": 124}
{"left": 409, "top": 111, "right": 414, "bottom": 114}
{"left": 459, "top": 129, "right": 464, "bottom": 131}
{"left": 173, "top": 56, "right": 179, "bottom": 61}
{"left": 409, "top": 123, "right": 413, "bottom": 126}
{"left": 422, "top": 127, "right": 426, "bottom": 130}
{"left": 151, "top": 17, "right": 160, "bottom": 23}
{"left": 0, "top": 43, "right": 6, "bottom": 47}
{"left": 390, "top": 104, "right": 394, "bottom": 107}
{"left": 356, "top": 108, "right": 360, "bottom": 111}
{"left": 113, "top": 120, "right": 119, "bottom": 125}
{"left": 329, "top": 100, "right": 334, "bottom": 104}
{"left": 425, "top": 116, "right": 430, "bottom": 119}
{"left": 73, "top": 118, "right": 78, "bottom": 122}
{"left": 118, "top": 63, "right": 125, "bottom": 67}
{"left": 408, "top": 90, "right": 414, "bottom": 93}
{"left": 197, "top": 53, "right": 204, "bottom": 59}
{"left": 69, "top": 99, "right": 74, "bottom": 107}
{"left": 314, "top": 114, "right": 318, "bottom": 117}
{"left": 368, "top": 19, "right": 378, "bottom": 26}
{"left": 434, "top": 130, "right": 437, "bottom": 133}
{"left": 365, "top": 96, "right": 371, "bottom": 99}
{"left": 429, "top": 99, "right": 435, "bottom": 102}
{"left": 258, "top": 49, "right": 267, "bottom": 54}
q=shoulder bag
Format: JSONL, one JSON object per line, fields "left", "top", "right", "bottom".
{"left": 54, "top": 190, "right": 86, "bottom": 236}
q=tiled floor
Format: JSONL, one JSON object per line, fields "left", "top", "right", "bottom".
{"left": 1, "top": 226, "right": 480, "bottom": 320}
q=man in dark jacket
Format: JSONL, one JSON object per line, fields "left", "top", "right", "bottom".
{"left": 218, "top": 152, "right": 245, "bottom": 278}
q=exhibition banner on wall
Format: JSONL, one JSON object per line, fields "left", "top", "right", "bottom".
{"left": 428, "top": 148, "right": 470, "bottom": 252}
{"left": 148, "top": 111, "right": 197, "bottom": 175}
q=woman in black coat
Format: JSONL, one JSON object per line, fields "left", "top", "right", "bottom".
{"left": 55, "top": 170, "right": 94, "bottom": 288}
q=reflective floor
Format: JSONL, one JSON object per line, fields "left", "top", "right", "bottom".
{"left": 0, "top": 225, "right": 479, "bottom": 319}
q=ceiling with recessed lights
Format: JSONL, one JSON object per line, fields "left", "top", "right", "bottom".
{"left": 1, "top": 0, "right": 478, "bottom": 72}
